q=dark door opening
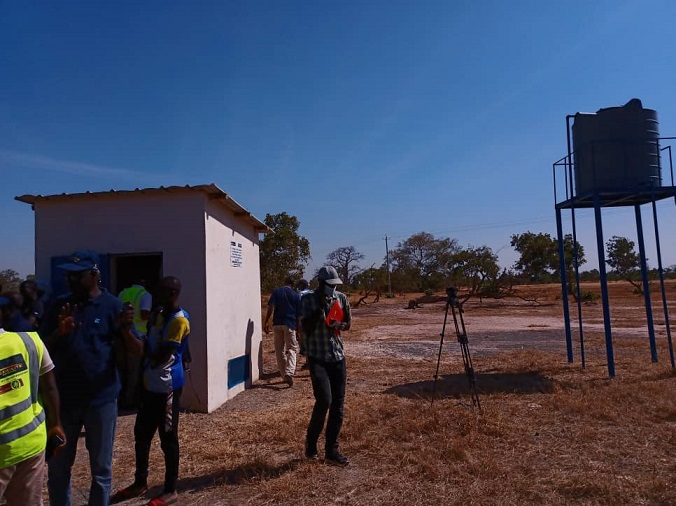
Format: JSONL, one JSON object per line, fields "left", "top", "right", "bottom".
{"left": 112, "top": 253, "right": 163, "bottom": 296}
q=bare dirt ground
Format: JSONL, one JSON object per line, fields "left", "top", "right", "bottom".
{"left": 62, "top": 282, "right": 675, "bottom": 505}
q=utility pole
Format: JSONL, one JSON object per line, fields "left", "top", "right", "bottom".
{"left": 384, "top": 235, "right": 392, "bottom": 295}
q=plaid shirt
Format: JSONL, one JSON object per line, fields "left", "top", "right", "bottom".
{"left": 300, "top": 289, "right": 352, "bottom": 362}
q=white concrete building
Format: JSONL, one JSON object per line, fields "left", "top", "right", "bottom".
{"left": 16, "top": 184, "right": 269, "bottom": 413}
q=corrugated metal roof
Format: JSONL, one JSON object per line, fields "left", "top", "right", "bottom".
{"left": 15, "top": 183, "right": 271, "bottom": 232}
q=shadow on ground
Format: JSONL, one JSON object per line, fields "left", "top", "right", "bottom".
{"left": 178, "top": 458, "right": 302, "bottom": 492}
{"left": 109, "top": 459, "right": 303, "bottom": 505}
{"left": 385, "top": 371, "right": 556, "bottom": 399}
{"left": 259, "top": 371, "right": 281, "bottom": 380}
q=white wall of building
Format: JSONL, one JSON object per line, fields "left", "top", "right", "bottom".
{"left": 203, "top": 199, "right": 263, "bottom": 411}
{"left": 31, "top": 188, "right": 265, "bottom": 412}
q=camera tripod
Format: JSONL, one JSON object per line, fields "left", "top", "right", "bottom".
{"left": 431, "top": 287, "right": 481, "bottom": 410}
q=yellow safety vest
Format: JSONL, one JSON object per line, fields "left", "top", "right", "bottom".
{"left": 119, "top": 285, "right": 149, "bottom": 334}
{"left": 0, "top": 331, "right": 46, "bottom": 468}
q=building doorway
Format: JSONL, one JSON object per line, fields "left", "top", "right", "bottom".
{"left": 111, "top": 253, "right": 163, "bottom": 296}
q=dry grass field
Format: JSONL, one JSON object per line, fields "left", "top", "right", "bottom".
{"left": 65, "top": 282, "right": 675, "bottom": 505}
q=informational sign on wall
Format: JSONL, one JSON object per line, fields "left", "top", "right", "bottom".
{"left": 230, "top": 241, "right": 243, "bottom": 267}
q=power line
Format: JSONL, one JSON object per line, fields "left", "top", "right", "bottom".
{"left": 312, "top": 204, "right": 676, "bottom": 268}
{"left": 361, "top": 205, "right": 654, "bottom": 245}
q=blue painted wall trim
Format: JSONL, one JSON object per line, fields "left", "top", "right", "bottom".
{"left": 228, "top": 354, "right": 250, "bottom": 389}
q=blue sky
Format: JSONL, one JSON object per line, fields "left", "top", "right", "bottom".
{"left": 3, "top": 0, "right": 676, "bottom": 278}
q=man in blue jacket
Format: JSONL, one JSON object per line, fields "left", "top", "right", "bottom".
{"left": 40, "top": 250, "right": 141, "bottom": 506}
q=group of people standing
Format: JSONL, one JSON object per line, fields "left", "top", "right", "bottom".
{"left": 0, "top": 250, "right": 190, "bottom": 506}
{"left": 0, "top": 279, "right": 47, "bottom": 333}
{"left": 1, "top": 257, "right": 353, "bottom": 505}
{"left": 265, "top": 266, "right": 353, "bottom": 467}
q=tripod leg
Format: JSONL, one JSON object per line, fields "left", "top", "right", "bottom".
{"left": 452, "top": 303, "right": 482, "bottom": 410}
{"left": 431, "top": 302, "right": 450, "bottom": 406}
{"left": 460, "top": 341, "right": 481, "bottom": 409}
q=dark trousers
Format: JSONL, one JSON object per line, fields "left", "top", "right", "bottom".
{"left": 134, "top": 388, "right": 182, "bottom": 493}
{"left": 306, "top": 358, "right": 346, "bottom": 456}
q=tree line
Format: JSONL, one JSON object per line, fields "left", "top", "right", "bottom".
{"left": 1, "top": 213, "right": 670, "bottom": 298}
{"left": 0, "top": 269, "right": 34, "bottom": 293}
{"left": 259, "top": 212, "right": 676, "bottom": 298}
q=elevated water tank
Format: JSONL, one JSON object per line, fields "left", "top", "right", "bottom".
{"left": 572, "top": 99, "right": 660, "bottom": 196}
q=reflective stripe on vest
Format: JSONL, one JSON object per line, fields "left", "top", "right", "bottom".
{"left": 0, "top": 396, "right": 32, "bottom": 420}
{"left": 18, "top": 332, "right": 39, "bottom": 403}
{"left": 0, "top": 331, "right": 46, "bottom": 464}
{"left": 0, "top": 411, "right": 46, "bottom": 445}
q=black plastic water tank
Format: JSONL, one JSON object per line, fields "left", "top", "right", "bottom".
{"left": 572, "top": 99, "right": 660, "bottom": 196}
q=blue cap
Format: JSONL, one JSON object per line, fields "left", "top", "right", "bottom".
{"left": 57, "top": 250, "right": 100, "bottom": 272}
{"left": 0, "top": 296, "right": 9, "bottom": 306}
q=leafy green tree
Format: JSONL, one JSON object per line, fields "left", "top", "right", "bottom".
{"left": 0, "top": 269, "right": 22, "bottom": 292}
{"left": 510, "top": 232, "right": 558, "bottom": 282}
{"left": 326, "top": 246, "right": 364, "bottom": 286}
{"left": 448, "top": 246, "right": 501, "bottom": 300}
{"left": 559, "top": 234, "right": 586, "bottom": 277}
{"left": 606, "top": 236, "right": 643, "bottom": 293}
{"left": 259, "top": 212, "right": 311, "bottom": 293}
{"left": 352, "top": 265, "right": 388, "bottom": 293}
{"left": 559, "top": 234, "right": 587, "bottom": 299}
{"left": 579, "top": 269, "right": 600, "bottom": 282}
{"left": 391, "top": 232, "right": 459, "bottom": 291}
{"left": 510, "top": 232, "right": 585, "bottom": 285}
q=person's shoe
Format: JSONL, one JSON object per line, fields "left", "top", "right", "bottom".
{"left": 110, "top": 481, "right": 148, "bottom": 503}
{"left": 325, "top": 452, "right": 350, "bottom": 467}
{"left": 145, "top": 490, "right": 178, "bottom": 505}
{"left": 284, "top": 374, "right": 294, "bottom": 387}
{"left": 304, "top": 443, "right": 319, "bottom": 460}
